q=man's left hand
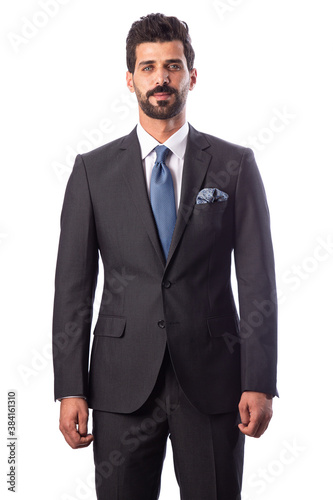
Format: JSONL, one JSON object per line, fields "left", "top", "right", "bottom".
{"left": 238, "top": 391, "right": 273, "bottom": 438}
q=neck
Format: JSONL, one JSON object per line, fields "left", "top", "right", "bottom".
{"left": 138, "top": 109, "right": 186, "bottom": 143}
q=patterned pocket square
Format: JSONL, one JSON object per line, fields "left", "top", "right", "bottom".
{"left": 196, "top": 187, "right": 229, "bottom": 204}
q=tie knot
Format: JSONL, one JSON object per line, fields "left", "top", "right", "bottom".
{"left": 155, "top": 145, "right": 170, "bottom": 164}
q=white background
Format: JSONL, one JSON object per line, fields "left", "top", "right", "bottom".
{"left": 1, "top": 0, "right": 332, "bottom": 498}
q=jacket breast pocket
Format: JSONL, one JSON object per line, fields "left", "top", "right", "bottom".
{"left": 93, "top": 314, "right": 126, "bottom": 338}
{"left": 190, "top": 200, "right": 228, "bottom": 233}
{"left": 193, "top": 199, "right": 228, "bottom": 214}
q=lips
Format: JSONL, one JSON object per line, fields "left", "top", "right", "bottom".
{"left": 153, "top": 93, "right": 171, "bottom": 100}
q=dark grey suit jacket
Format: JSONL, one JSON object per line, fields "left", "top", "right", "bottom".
{"left": 52, "top": 124, "right": 278, "bottom": 415}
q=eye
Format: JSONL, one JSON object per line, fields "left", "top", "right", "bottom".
{"left": 169, "top": 64, "right": 180, "bottom": 70}
{"left": 143, "top": 66, "right": 153, "bottom": 71}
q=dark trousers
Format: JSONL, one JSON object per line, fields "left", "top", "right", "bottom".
{"left": 92, "top": 346, "right": 245, "bottom": 500}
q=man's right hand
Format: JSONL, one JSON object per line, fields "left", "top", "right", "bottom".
{"left": 59, "top": 397, "right": 94, "bottom": 449}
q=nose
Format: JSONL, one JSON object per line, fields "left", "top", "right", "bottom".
{"left": 155, "top": 67, "right": 169, "bottom": 86}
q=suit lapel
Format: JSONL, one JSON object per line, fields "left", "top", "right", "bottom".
{"left": 165, "top": 125, "right": 212, "bottom": 268}
{"left": 119, "top": 127, "right": 166, "bottom": 268}
{"left": 118, "top": 125, "right": 212, "bottom": 270}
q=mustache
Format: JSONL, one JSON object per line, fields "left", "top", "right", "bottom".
{"left": 146, "top": 85, "right": 177, "bottom": 98}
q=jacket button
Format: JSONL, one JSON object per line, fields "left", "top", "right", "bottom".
{"left": 158, "top": 320, "right": 165, "bottom": 329}
{"left": 162, "top": 280, "right": 171, "bottom": 288}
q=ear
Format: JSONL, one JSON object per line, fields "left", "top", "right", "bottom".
{"left": 189, "top": 68, "right": 197, "bottom": 91}
{"left": 126, "top": 71, "right": 135, "bottom": 93}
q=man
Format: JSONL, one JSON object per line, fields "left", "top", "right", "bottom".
{"left": 52, "top": 13, "right": 278, "bottom": 500}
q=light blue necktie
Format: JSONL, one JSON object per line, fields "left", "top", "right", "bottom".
{"left": 150, "top": 145, "right": 177, "bottom": 260}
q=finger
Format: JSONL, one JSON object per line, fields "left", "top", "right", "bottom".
{"left": 238, "top": 422, "right": 254, "bottom": 436}
{"left": 63, "top": 426, "right": 93, "bottom": 449}
{"left": 238, "top": 403, "right": 250, "bottom": 428}
{"left": 256, "top": 421, "right": 269, "bottom": 438}
{"left": 238, "top": 423, "right": 248, "bottom": 435}
{"left": 60, "top": 415, "right": 89, "bottom": 449}
{"left": 60, "top": 419, "right": 80, "bottom": 447}
{"left": 239, "top": 412, "right": 261, "bottom": 437}
{"left": 238, "top": 421, "right": 259, "bottom": 437}
{"left": 253, "top": 412, "right": 272, "bottom": 438}
{"left": 75, "top": 433, "right": 94, "bottom": 448}
{"left": 251, "top": 421, "right": 266, "bottom": 438}
{"left": 77, "top": 409, "right": 88, "bottom": 437}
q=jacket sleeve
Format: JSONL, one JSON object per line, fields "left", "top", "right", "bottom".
{"left": 234, "top": 148, "right": 278, "bottom": 397}
{"left": 52, "top": 154, "right": 99, "bottom": 401}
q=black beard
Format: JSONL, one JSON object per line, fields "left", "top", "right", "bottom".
{"left": 133, "top": 83, "right": 189, "bottom": 120}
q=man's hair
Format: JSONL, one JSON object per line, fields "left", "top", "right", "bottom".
{"left": 126, "top": 13, "right": 195, "bottom": 73}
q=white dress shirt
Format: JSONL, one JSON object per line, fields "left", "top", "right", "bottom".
{"left": 58, "top": 122, "right": 189, "bottom": 401}
{"left": 136, "top": 121, "right": 189, "bottom": 213}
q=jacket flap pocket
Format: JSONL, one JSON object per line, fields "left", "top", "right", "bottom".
{"left": 207, "top": 315, "right": 238, "bottom": 337}
{"left": 93, "top": 315, "right": 126, "bottom": 337}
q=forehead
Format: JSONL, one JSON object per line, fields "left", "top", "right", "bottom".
{"left": 134, "top": 40, "right": 186, "bottom": 67}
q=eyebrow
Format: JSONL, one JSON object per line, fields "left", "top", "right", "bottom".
{"left": 138, "top": 58, "right": 184, "bottom": 67}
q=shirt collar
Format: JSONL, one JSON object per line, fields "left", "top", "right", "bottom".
{"left": 136, "top": 121, "right": 189, "bottom": 160}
